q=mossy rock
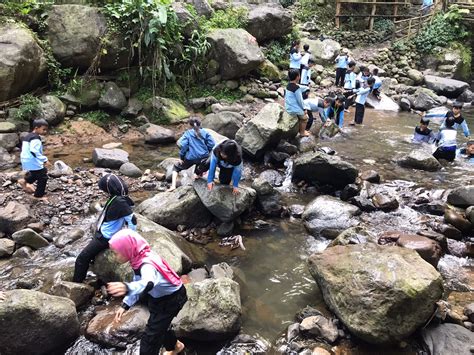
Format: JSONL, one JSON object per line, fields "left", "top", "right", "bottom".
{"left": 256, "top": 59, "right": 282, "bottom": 82}
{"left": 144, "top": 97, "right": 190, "bottom": 124}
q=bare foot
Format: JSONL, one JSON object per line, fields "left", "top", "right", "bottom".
{"left": 33, "top": 196, "right": 49, "bottom": 202}
{"left": 166, "top": 186, "right": 176, "bottom": 192}
{"left": 174, "top": 341, "right": 185, "bottom": 354}
{"left": 299, "top": 132, "right": 310, "bottom": 137}
{"left": 18, "top": 179, "right": 34, "bottom": 194}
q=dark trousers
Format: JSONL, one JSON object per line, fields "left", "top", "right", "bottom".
{"left": 72, "top": 234, "right": 109, "bottom": 283}
{"left": 433, "top": 148, "right": 456, "bottom": 162}
{"left": 354, "top": 103, "right": 365, "bottom": 124}
{"left": 201, "top": 159, "right": 234, "bottom": 185}
{"left": 343, "top": 91, "right": 354, "bottom": 109}
{"left": 25, "top": 168, "right": 48, "bottom": 197}
{"left": 335, "top": 68, "right": 346, "bottom": 87}
{"left": 174, "top": 157, "right": 208, "bottom": 175}
{"left": 140, "top": 286, "right": 188, "bottom": 355}
{"left": 306, "top": 111, "right": 315, "bottom": 130}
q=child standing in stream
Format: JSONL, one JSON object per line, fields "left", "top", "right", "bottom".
{"left": 285, "top": 68, "right": 309, "bottom": 136}
{"left": 18, "top": 119, "right": 51, "bottom": 201}
{"left": 73, "top": 174, "right": 136, "bottom": 283}
{"left": 106, "top": 229, "right": 187, "bottom": 355}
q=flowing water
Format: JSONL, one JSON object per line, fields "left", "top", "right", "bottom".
{"left": 2, "top": 108, "right": 473, "bottom": 353}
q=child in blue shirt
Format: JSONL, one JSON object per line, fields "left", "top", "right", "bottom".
{"left": 285, "top": 68, "right": 309, "bottom": 136}
{"left": 72, "top": 174, "right": 137, "bottom": 283}
{"left": 433, "top": 117, "right": 458, "bottom": 162}
{"left": 413, "top": 117, "right": 435, "bottom": 144}
{"left": 300, "top": 44, "right": 311, "bottom": 70}
{"left": 304, "top": 96, "right": 332, "bottom": 130}
{"left": 335, "top": 49, "right": 351, "bottom": 87}
{"left": 356, "top": 66, "right": 371, "bottom": 88}
{"left": 440, "top": 102, "right": 470, "bottom": 138}
{"left": 19, "top": 119, "right": 51, "bottom": 200}
{"left": 300, "top": 58, "right": 315, "bottom": 86}
{"left": 349, "top": 77, "right": 375, "bottom": 125}
{"left": 371, "top": 68, "right": 383, "bottom": 100}
{"left": 458, "top": 140, "right": 474, "bottom": 163}
{"left": 206, "top": 140, "right": 243, "bottom": 195}
{"left": 289, "top": 40, "right": 302, "bottom": 70}
{"left": 168, "top": 117, "right": 215, "bottom": 192}
{"left": 327, "top": 95, "right": 346, "bottom": 128}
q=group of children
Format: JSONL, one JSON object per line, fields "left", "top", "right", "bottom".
{"left": 286, "top": 42, "right": 384, "bottom": 135}
{"left": 413, "top": 102, "right": 473, "bottom": 163}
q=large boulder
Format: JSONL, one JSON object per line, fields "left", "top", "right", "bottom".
{"left": 308, "top": 244, "right": 443, "bottom": 344}
{"left": 413, "top": 88, "right": 440, "bottom": 111}
{"left": 50, "top": 280, "right": 94, "bottom": 308}
{"left": 0, "top": 22, "right": 47, "bottom": 101}
{"left": 421, "top": 323, "right": 474, "bottom": 355}
{"left": 256, "top": 59, "right": 282, "bottom": 82}
{"left": 12, "top": 228, "right": 49, "bottom": 249}
{"left": 135, "top": 185, "right": 213, "bottom": 229}
{"left": 172, "top": 277, "right": 241, "bottom": 340}
{"left": 235, "top": 103, "right": 298, "bottom": 159}
{"left": 144, "top": 97, "right": 190, "bottom": 124}
{"left": 303, "top": 195, "right": 360, "bottom": 238}
{"left": 39, "top": 95, "right": 66, "bottom": 126}
{"left": 193, "top": 179, "right": 256, "bottom": 223}
{"left": 424, "top": 75, "right": 469, "bottom": 98}
{"left": 447, "top": 186, "right": 474, "bottom": 208}
{"left": 92, "top": 148, "right": 129, "bottom": 169}
{"left": 140, "top": 123, "right": 176, "bottom": 144}
{"left": 47, "top": 5, "right": 130, "bottom": 70}
{"left": 399, "top": 149, "right": 442, "bottom": 171}
{"left": 0, "top": 289, "right": 80, "bottom": 354}
{"left": 300, "top": 38, "right": 341, "bottom": 65}
{"left": 251, "top": 177, "right": 283, "bottom": 217}
{"left": 207, "top": 29, "right": 265, "bottom": 80}
{"left": 407, "top": 69, "right": 424, "bottom": 85}
{"left": 98, "top": 82, "right": 127, "bottom": 112}
{"left": 245, "top": 5, "right": 292, "bottom": 43}
{"left": 0, "top": 133, "right": 19, "bottom": 152}
{"left": 293, "top": 151, "right": 359, "bottom": 188}
{"left": 86, "top": 305, "right": 149, "bottom": 348}
{"left": 0, "top": 202, "right": 31, "bottom": 235}
{"left": 202, "top": 111, "right": 243, "bottom": 139}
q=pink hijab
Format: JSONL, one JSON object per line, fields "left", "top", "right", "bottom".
{"left": 109, "top": 229, "right": 182, "bottom": 286}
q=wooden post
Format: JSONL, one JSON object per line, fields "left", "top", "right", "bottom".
{"left": 336, "top": 0, "right": 341, "bottom": 29}
{"left": 369, "top": 0, "right": 377, "bottom": 30}
{"left": 393, "top": 4, "right": 399, "bottom": 21}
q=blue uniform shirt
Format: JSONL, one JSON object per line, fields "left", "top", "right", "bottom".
{"left": 21, "top": 133, "right": 48, "bottom": 171}
{"left": 178, "top": 128, "right": 215, "bottom": 161}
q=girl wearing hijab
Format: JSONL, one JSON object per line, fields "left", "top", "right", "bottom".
{"left": 72, "top": 174, "right": 136, "bottom": 283}
{"left": 206, "top": 139, "right": 243, "bottom": 195}
{"left": 107, "top": 229, "right": 187, "bottom": 355}
{"left": 167, "top": 117, "right": 215, "bottom": 192}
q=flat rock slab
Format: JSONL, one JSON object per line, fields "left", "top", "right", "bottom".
{"left": 92, "top": 148, "right": 129, "bottom": 169}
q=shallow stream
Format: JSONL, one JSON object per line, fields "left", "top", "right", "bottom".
{"left": 2, "top": 108, "right": 473, "bottom": 354}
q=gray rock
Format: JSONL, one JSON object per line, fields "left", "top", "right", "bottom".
{"left": 458, "top": 88, "right": 474, "bottom": 103}
{"left": 303, "top": 195, "right": 360, "bottom": 238}
{"left": 245, "top": 5, "right": 292, "bottom": 43}
{"left": 217, "top": 221, "right": 235, "bottom": 237}
{"left": 0, "top": 238, "right": 15, "bottom": 257}
{"left": 251, "top": 177, "right": 283, "bottom": 217}
{"left": 406, "top": 69, "right": 424, "bottom": 85}
{"left": 49, "top": 160, "right": 73, "bottom": 177}
{"left": 12, "top": 228, "right": 49, "bottom": 249}
{"left": 92, "top": 148, "right": 129, "bottom": 169}
{"left": 299, "top": 315, "right": 339, "bottom": 343}
{"left": 188, "top": 268, "right": 209, "bottom": 283}
{"left": 424, "top": 75, "right": 469, "bottom": 98}
{"left": 0, "top": 147, "right": 17, "bottom": 170}
{"left": 0, "top": 22, "right": 46, "bottom": 101}
{"left": 172, "top": 278, "right": 241, "bottom": 340}
{"left": 143, "top": 96, "right": 190, "bottom": 124}
{"left": 202, "top": 111, "right": 243, "bottom": 139}
{"left": 210, "top": 262, "right": 234, "bottom": 279}
{"left": 421, "top": 323, "right": 474, "bottom": 355}
{"left": 188, "top": 96, "right": 218, "bottom": 110}
{"left": 193, "top": 179, "right": 256, "bottom": 223}
{"left": 447, "top": 186, "right": 474, "bottom": 208}
{"left": 399, "top": 149, "right": 442, "bottom": 171}
{"left": 54, "top": 228, "right": 85, "bottom": 248}
{"left": 308, "top": 244, "right": 443, "bottom": 344}
{"left": 50, "top": 281, "right": 94, "bottom": 307}
{"left": 86, "top": 304, "right": 149, "bottom": 348}
{"left": 140, "top": 123, "right": 176, "bottom": 144}
{"left": 258, "top": 169, "right": 284, "bottom": 187}
{"left": 372, "top": 193, "right": 399, "bottom": 211}
{"left": 189, "top": 0, "right": 213, "bottom": 18}
{"left": 293, "top": 151, "right": 359, "bottom": 188}
{"left": 0, "top": 121, "right": 16, "bottom": 133}
{"left": 466, "top": 206, "right": 474, "bottom": 225}
{"left": 0, "top": 133, "right": 19, "bottom": 152}
{"left": 119, "top": 162, "right": 143, "bottom": 178}
{"left": 136, "top": 185, "right": 213, "bottom": 229}
{"left": 464, "top": 303, "right": 474, "bottom": 322}
{"left": 122, "top": 98, "right": 143, "bottom": 117}
{"left": 0, "top": 202, "right": 31, "bottom": 235}
{"left": 413, "top": 88, "right": 440, "bottom": 111}
{"left": 329, "top": 226, "right": 377, "bottom": 247}
{"left": 0, "top": 289, "right": 80, "bottom": 354}
{"left": 235, "top": 103, "right": 298, "bottom": 159}
{"left": 399, "top": 97, "right": 412, "bottom": 111}
{"left": 47, "top": 5, "right": 130, "bottom": 70}
{"left": 39, "top": 95, "right": 66, "bottom": 126}
{"left": 98, "top": 82, "right": 127, "bottom": 111}
{"left": 12, "top": 246, "right": 34, "bottom": 258}
{"left": 207, "top": 29, "right": 265, "bottom": 80}
{"left": 300, "top": 37, "right": 341, "bottom": 65}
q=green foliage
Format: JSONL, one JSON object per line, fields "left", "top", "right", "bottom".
{"left": 82, "top": 110, "right": 111, "bottom": 127}
{"left": 294, "top": 0, "right": 328, "bottom": 22}
{"left": 413, "top": 7, "right": 470, "bottom": 53}
{"left": 263, "top": 30, "right": 299, "bottom": 68}
{"left": 148, "top": 111, "right": 170, "bottom": 125}
{"left": 14, "top": 94, "right": 41, "bottom": 121}
{"left": 38, "top": 39, "right": 73, "bottom": 91}
{"left": 135, "top": 87, "right": 154, "bottom": 102}
{"left": 200, "top": 6, "right": 248, "bottom": 30}
{"left": 373, "top": 18, "right": 394, "bottom": 34}
{"left": 0, "top": 0, "right": 53, "bottom": 32}
{"left": 186, "top": 84, "right": 244, "bottom": 102}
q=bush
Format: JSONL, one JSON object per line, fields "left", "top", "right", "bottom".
{"left": 373, "top": 18, "right": 395, "bottom": 34}
{"left": 82, "top": 110, "right": 111, "bottom": 127}
{"left": 200, "top": 6, "right": 248, "bottom": 30}
{"left": 15, "top": 94, "right": 41, "bottom": 122}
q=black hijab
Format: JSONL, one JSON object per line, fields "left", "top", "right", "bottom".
{"left": 97, "top": 174, "right": 134, "bottom": 224}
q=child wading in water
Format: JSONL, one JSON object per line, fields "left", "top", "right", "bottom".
{"left": 334, "top": 49, "right": 351, "bottom": 87}
{"left": 349, "top": 77, "right": 375, "bottom": 125}
{"left": 73, "top": 174, "right": 136, "bottom": 283}
{"left": 207, "top": 139, "right": 243, "bottom": 195}
{"left": 19, "top": 119, "right": 51, "bottom": 201}
{"left": 168, "top": 117, "right": 215, "bottom": 192}
{"left": 285, "top": 68, "right": 309, "bottom": 136}
{"left": 106, "top": 229, "right": 187, "bottom": 355}
{"left": 433, "top": 117, "right": 458, "bottom": 162}
{"left": 412, "top": 117, "right": 435, "bottom": 144}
